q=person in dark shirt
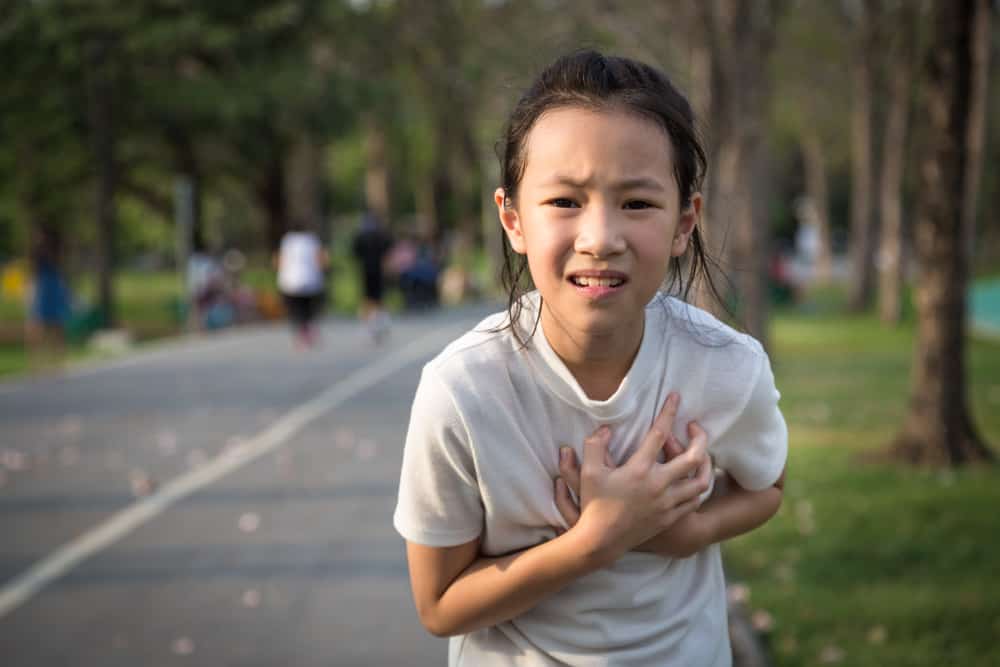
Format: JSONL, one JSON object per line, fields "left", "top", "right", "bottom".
{"left": 352, "top": 212, "right": 394, "bottom": 342}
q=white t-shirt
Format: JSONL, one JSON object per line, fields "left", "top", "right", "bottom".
{"left": 277, "top": 231, "right": 324, "bottom": 295}
{"left": 394, "top": 292, "right": 788, "bottom": 666}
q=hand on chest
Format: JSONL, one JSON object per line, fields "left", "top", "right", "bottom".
{"left": 473, "top": 389, "right": 707, "bottom": 540}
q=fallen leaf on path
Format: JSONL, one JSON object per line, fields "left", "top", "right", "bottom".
{"left": 357, "top": 439, "right": 377, "bottom": 460}
{"left": 225, "top": 436, "right": 246, "bottom": 452}
{"left": 186, "top": 449, "right": 207, "bottom": 469}
{"left": 106, "top": 451, "right": 125, "bottom": 469}
{"left": 58, "top": 417, "right": 83, "bottom": 438}
{"left": 171, "top": 637, "right": 195, "bottom": 656}
{"left": 334, "top": 429, "right": 354, "bottom": 450}
{"left": 157, "top": 431, "right": 178, "bottom": 455}
{"left": 129, "top": 469, "right": 157, "bottom": 497}
{"left": 59, "top": 445, "right": 80, "bottom": 466}
{"left": 238, "top": 513, "right": 260, "bottom": 533}
{"left": 1, "top": 449, "right": 27, "bottom": 471}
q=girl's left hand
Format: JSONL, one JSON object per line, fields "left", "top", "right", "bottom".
{"left": 553, "top": 424, "right": 715, "bottom": 558}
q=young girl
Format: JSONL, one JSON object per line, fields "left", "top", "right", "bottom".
{"left": 394, "top": 50, "right": 787, "bottom": 666}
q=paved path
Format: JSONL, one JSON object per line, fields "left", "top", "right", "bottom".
{"left": 0, "top": 304, "right": 496, "bottom": 666}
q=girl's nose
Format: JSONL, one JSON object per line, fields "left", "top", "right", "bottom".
{"left": 574, "top": 205, "right": 626, "bottom": 258}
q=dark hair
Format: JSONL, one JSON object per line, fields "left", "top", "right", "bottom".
{"left": 495, "top": 49, "right": 726, "bottom": 342}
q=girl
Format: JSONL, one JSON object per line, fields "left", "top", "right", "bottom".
{"left": 394, "top": 51, "right": 787, "bottom": 666}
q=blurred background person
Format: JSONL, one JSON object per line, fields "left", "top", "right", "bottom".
{"left": 25, "top": 225, "right": 72, "bottom": 369}
{"left": 186, "top": 234, "right": 225, "bottom": 332}
{"left": 352, "top": 211, "right": 393, "bottom": 343}
{"left": 274, "top": 219, "right": 329, "bottom": 350}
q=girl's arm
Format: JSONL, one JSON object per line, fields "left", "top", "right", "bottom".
{"left": 406, "top": 393, "right": 710, "bottom": 637}
{"left": 633, "top": 467, "right": 784, "bottom": 558}
{"left": 405, "top": 530, "right": 599, "bottom": 637}
{"left": 556, "top": 427, "right": 785, "bottom": 559}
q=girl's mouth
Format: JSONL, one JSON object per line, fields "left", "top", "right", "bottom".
{"left": 569, "top": 276, "right": 625, "bottom": 288}
{"left": 567, "top": 271, "right": 628, "bottom": 297}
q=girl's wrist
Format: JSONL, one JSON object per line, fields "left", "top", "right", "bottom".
{"left": 566, "top": 516, "right": 620, "bottom": 570}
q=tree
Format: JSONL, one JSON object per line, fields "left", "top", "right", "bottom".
{"left": 845, "top": 0, "right": 880, "bottom": 312}
{"left": 771, "top": 1, "right": 852, "bottom": 288}
{"left": 877, "top": 1, "right": 919, "bottom": 325}
{"left": 891, "top": 0, "right": 993, "bottom": 465}
{"left": 698, "top": 0, "right": 782, "bottom": 347}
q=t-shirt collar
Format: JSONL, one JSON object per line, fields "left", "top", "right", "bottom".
{"left": 518, "top": 291, "right": 663, "bottom": 421}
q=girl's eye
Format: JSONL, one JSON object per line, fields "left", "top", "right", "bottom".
{"left": 548, "top": 198, "right": 579, "bottom": 209}
{"left": 624, "top": 200, "right": 653, "bottom": 210}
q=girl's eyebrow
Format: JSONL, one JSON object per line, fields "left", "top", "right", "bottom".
{"left": 540, "top": 175, "right": 667, "bottom": 191}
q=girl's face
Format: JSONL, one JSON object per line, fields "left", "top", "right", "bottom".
{"left": 496, "top": 106, "right": 699, "bottom": 357}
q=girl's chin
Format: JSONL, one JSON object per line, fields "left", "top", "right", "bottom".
{"left": 551, "top": 312, "right": 642, "bottom": 339}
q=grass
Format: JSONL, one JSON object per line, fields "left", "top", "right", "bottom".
{"left": 724, "top": 306, "right": 1000, "bottom": 666}
{"left": 0, "top": 259, "right": 388, "bottom": 378}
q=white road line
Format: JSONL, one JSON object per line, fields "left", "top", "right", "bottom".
{"left": 0, "top": 321, "right": 467, "bottom": 618}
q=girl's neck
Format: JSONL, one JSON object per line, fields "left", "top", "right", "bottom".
{"left": 540, "top": 308, "right": 645, "bottom": 401}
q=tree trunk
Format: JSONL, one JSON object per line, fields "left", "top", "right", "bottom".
{"left": 258, "top": 151, "right": 288, "bottom": 252}
{"left": 877, "top": 5, "right": 917, "bottom": 325}
{"left": 415, "top": 175, "right": 436, "bottom": 242}
{"left": 690, "top": 18, "right": 728, "bottom": 317}
{"left": 286, "top": 134, "right": 323, "bottom": 231}
{"left": 86, "top": 39, "right": 118, "bottom": 328}
{"left": 800, "top": 130, "right": 834, "bottom": 285}
{"left": 891, "top": 0, "right": 993, "bottom": 466}
{"left": 847, "top": 7, "right": 877, "bottom": 312}
{"left": 481, "top": 145, "right": 503, "bottom": 295}
{"left": 166, "top": 126, "right": 204, "bottom": 246}
{"left": 699, "top": 0, "right": 776, "bottom": 348}
{"left": 962, "top": 0, "right": 992, "bottom": 260}
{"left": 363, "top": 113, "right": 391, "bottom": 224}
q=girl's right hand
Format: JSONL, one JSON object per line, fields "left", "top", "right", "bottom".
{"left": 569, "top": 393, "right": 711, "bottom": 566}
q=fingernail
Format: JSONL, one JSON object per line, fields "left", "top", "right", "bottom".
{"left": 555, "top": 477, "right": 565, "bottom": 492}
{"left": 598, "top": 425, "right": 610, "bottom": 438}
{"left": 669, "top": 393, "right": 679, "bottom": 406}
{"left": 559, "top": 447, "right": 569, "bottom": 462}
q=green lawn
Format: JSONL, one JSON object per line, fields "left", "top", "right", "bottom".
{"left": 724, "top": 311, "right": 1000, "bottom": 666}
{"left": 0, "top": 262, "right": 382, "bottom": 377}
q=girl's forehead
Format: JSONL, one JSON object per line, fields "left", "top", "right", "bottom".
{"left": 521, "top": 107, "right": 676, "bottom": 184}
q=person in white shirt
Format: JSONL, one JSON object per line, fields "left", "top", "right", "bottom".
{"left": 394, "top": 50, "right": 788, "bottom": 666}
{"left": 274, "top": 221, "right": 328, "bottom": 349}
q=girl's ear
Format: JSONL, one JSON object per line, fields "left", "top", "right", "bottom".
{"left": 495, "top": 188, "right": 527, "bottom": 254}
{"left": 671, "top": 193, "right": 702, "bottom": 257}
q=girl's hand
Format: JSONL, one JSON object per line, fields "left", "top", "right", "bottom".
{"left": 556, "top": 393, "right": 712, "bottom": 567}
{"left": 554, "top": 414, "right": 715, "bottom": 559}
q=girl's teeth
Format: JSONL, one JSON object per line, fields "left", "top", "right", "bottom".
{"left": 573, "top": 277, "right": 623, "bottom": 287}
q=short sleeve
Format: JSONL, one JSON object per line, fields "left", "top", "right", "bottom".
{"left": 393, "top": 366, "right": 484, "bottom": 547}
{"left": 710, "top": 352, "right": 788, "bottom": 491}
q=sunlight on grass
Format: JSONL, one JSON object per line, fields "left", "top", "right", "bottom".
{"left": 725, "top": 310, "right": 1000, "bottom": 667}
